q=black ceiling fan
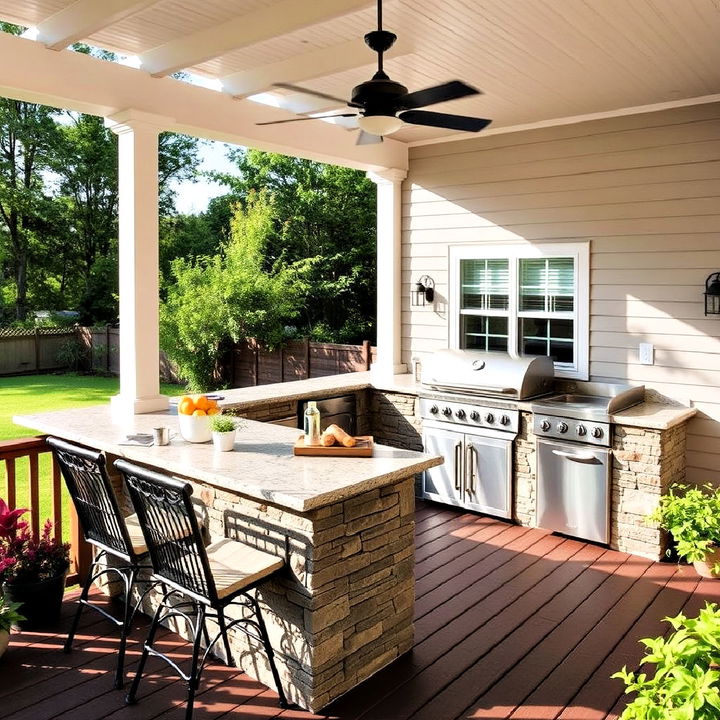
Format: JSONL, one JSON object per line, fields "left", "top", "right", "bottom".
{"left": 256, "top": 0, "right": 491, "bottom": 144}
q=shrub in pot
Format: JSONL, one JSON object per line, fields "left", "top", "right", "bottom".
{"left": 648, "top": 483, "right": 720, "bottom": 578}
{"left": 612, "top": 602, "right": 720, "bottom": 719}
{"left": 0, "top": 594, "right": 25, "bottom": 660}
{"left": 0, "top": 499, "right": 70, "bottom": 628}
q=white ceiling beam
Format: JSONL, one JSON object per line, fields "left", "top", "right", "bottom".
{"left": 140, "top": 0, "right": 374, "bottom": 77}
{"left": 0, "top": 32, "right": 408, "bottom": 173}
{"left": 34, "top": 0, "right": 160, "bottom": 51}
{"left": 222, "top": 36, "right": 414, "bottom": 99}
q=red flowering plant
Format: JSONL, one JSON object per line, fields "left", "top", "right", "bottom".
{"left": 0, "top": 498, "right": 70, "bottom": 585}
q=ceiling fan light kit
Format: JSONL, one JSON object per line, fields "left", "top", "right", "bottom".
{"left": 259, "top": 0, "right": 491, "bottom": 143}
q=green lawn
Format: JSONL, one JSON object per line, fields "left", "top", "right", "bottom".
{"left": 0, "top": 373, "right": 185, "bottom": 536}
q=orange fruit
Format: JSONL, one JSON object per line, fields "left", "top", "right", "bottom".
{"left": 195, "top": 395, "right": 211, "bottom": 412}
{"left": 192, "top": 409, "right": 207, "bottom": 416}
{"left": 207, "top": 407, "right": 220, "bottom": 416}
{"left": 206, "top": 398, "right": 219, "bottom": 410}
{"left": 178, "top": 396, "right": 195, "bottom": 415}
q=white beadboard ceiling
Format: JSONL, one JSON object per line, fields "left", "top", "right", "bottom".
{"left": 1, "top": 0, "right": 719, "bottom": 145}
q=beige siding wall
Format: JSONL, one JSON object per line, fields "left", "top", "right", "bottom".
{"left": 404, "top": 103, "right": 720, "bottom": 484}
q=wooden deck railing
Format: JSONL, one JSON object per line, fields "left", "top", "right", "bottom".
{"left": 0, "top": 436, "right": 91, "bottom": 586}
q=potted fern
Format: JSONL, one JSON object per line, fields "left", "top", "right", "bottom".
{"left": 0, "top": 594, "right": 25, "bottom": 660}
{"left": 648, "top": 483, "right": 720, "bottom": 578}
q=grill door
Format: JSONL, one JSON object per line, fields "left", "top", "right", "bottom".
{"left": 462, "top": 428, "right": 513, "bottom": 519}
{"left": 422, "top": 425, "right": 463, "bottom": 508}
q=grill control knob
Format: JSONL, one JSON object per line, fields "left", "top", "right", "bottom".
{"left": 576, "top": 424, "right": 587, "bottom": 437}
{"left": 557, "top": 421, "right": 569, "bottom": 433}
{"left": 485, "top": 412, "right": 494, "bottom": 424}
{"left": 500, "top": 415, "right": 511, "bottom": 426}
{"left": 442, "top": 406, "right": 453, "bottom": 417}
{"left": 540, "top": 420, "right": 551, "bottom": 432}
{"left": 429, "top": 405, "right": 439, "bottom": 415}
{"left": 470, "top": 410, "right": 480, "bottom": 421}
{"left": 591, "top": 426, "right": 604, "bottom": 439}
{"left": 455, "top": 409, "right": 466, "bottom": 419}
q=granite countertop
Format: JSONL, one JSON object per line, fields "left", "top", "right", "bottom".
{"left": 14, "top": 405, "right": 442, "bottom": 513}
{"left": 214, "top": 370, "right": 696, "bottom": 431}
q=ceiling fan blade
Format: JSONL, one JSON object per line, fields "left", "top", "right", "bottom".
{"left": 272, "top": 82, "right": 351, "bottom": 107}
{"left": 356, "top": 130, "right": 383, "bottom": 145}
{"left": 398, "top": 110, "right": 491, "bottom": 133}
{"left": 256, "top": 113, "right": 357, "bottom": 126}
{"left": 399, "top": 80, "right": 481, "bottom": 110}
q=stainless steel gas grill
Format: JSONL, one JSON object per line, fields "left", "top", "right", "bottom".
{"left": 531, "top": 383, "right": 644, "bottom": 543}
{"left": 420, "top": 350, "right": 554, "bottom": 518}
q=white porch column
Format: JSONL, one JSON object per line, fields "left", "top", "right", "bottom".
{"left": 368, "top": 167, "right": 408, "bottom": 377}
{"left": 106, "top": 110, "right": 171, "bottom": 416}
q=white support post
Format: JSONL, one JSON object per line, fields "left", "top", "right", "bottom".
{"left": 106, "top": 109, "right": 172, "bottom": 416}
{"left": 367, "top": 168, "right": 408, "bottom": 377}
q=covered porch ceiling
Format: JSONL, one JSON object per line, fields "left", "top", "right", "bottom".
{"left": 0, "top": 0, "right": 719, "bottom": 174}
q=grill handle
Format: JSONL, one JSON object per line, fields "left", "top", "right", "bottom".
{"left": 454, "top": 441, "right": 462, "bottom": 490}
{"left": 465, "top": 442, "right": 476, "bottom": 495}
{"left": 551, "top": 449, "right": 601, "bottom": 465}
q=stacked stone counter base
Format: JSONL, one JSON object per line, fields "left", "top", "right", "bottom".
{"left": 189, "top": 474, "right": 416, "bottom": 713}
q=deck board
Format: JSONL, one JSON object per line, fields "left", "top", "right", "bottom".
{"left": 4, "top": 501, "right": 720, "bottom": 720}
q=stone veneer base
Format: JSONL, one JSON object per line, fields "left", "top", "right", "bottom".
{"left": 122, "top": 470, "right": 416, "bottom": 714}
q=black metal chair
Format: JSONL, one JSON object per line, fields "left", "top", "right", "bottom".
{"left": 115, "top": 459, "right": 288, "bottom": 720}
{"left": 47, "top": 437, "right": 154, "bottom": 689}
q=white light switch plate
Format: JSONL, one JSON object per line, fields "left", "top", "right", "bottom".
{"left": 639, "top": 343, "right": 654, "bottom": 365}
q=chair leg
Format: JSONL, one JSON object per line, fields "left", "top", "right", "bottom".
{"left": 216, "top": 607, "right": 236, "bottom": 668}
{"left": 126, "top": 595, "right": 165, "bottom": 705}
{"left": 251, "top": 595, "right": 288, "bottom": 709}
{"left": 113, "top": 566, "right": 138, "bottom": 690}
{"left": 64, "top": 556, "right": 98, "bottom": 654}
{"left": 185, "top": 604, "right": 206, "bottom": 720}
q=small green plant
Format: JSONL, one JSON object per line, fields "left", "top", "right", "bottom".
{"left": 612, "top": 602, "right": 720, "bottom": 719}
{"left": 0, "top": 594, "right": 25, "bottom": 632}
{"left": 648, "top": 483, "right": 720, "bottom": 568}
{"left": 210, "top": 415, "right": 236, "bottom": 433}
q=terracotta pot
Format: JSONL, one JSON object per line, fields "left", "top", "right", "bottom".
{"left": 0, "top": 629, "right": 9, "bottom": 660}
{"left": 2, "top": 567, "right": 69, "bottom": 629}
{"left": 693, "top": 545, "right": 720, "bottom": 579}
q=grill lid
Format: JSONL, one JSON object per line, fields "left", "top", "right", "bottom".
{"left": 421, "top": 349, "right": 554, "bottom": 400}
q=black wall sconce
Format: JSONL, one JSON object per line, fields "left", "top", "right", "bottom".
{"left": 412, "top": 275, "right": 435, "bottom": 307}
{"left": 705, "top": 272, "right": 720, "bottom": 316}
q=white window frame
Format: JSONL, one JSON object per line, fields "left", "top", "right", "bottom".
{"left": 449, "top": 241, "right": 589, "bottom": 380}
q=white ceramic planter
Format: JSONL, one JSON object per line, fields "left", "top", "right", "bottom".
{"left": 212, "top": 430, "right": 236, "bottom": 452}
{"left": 178, "top": 414, "right": 212, "bottom": 443}
{"left": 0, "top": 629, "right": 9, "bottom": 660}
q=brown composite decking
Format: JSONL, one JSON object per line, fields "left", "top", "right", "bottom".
{"left": 3, "top": 500, "right": 720, "bottom": 720}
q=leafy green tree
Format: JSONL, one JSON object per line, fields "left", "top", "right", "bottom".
{"left": 160, "top": 192, "right": 299, "bottom": 390}
{"left": 210, "top": 149, "right": 377, "bottom": 343}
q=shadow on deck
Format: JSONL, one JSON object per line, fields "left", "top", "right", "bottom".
{"left": 3, "top": 500, "right": 720, "bottom": 720}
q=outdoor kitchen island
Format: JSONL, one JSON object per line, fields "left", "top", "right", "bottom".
{"left": 14, "top": 404, "right": 442, "bottom": 713}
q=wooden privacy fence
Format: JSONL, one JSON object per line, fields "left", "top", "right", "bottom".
{"left": 0, "top": 326, "right": 376, "bottom": 386}
{"left": 0, "top": 327, "right": 77, "bottom": 376}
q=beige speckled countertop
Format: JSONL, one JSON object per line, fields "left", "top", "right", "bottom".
{"left": 14, "top": 404, "right": 442, "bottom": 513}
{"left": 213, "top": 370, "right": 696, "bottom": 431}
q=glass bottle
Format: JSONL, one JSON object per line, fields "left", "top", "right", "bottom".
{"left": 303, "top": 401, "right": 321, "bottom": 446}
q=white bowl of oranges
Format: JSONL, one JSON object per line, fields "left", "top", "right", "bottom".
{"left": 177, "top": 395, "right": 221, "bottom": 443}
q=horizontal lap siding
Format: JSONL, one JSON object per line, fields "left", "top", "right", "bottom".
{"left": 404, "top": 103, "right": 720, "bottom": 483}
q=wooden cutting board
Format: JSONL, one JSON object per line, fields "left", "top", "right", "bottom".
{"left": 294, "top": 435, "right": 374, "bottom": 457}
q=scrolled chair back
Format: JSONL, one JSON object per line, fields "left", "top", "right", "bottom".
{"left": 115, "top": 459, "right": 217, "bottom": 603}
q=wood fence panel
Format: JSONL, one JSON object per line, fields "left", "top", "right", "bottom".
{"left": 283, "top": 339, "right": 309, "bottom": 380}
{"left": 0, "top": 336, "right": 35, "bottom": 374}
{"left": 38, "top": 332, "right": 75, "bottom": 370}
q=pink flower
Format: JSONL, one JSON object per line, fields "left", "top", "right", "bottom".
{"left": 0, "top": 498, "right": 28, "bottom": 538}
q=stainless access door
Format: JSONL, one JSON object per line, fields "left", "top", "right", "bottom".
{"left": 462, "top": 427, "right": 513, "bottom": 519}
{"left": 422, "top": 424, "right": 463, "bottom": 508}
{"left": 536, "top": 438, "right": 611, "bottom": 544}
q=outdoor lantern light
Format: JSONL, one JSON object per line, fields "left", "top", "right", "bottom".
{"left": 705, "top": 272, "right": 720, "bottom": 315}
{"left": 412, "top": 275, "right": 435, "bottom": 307}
